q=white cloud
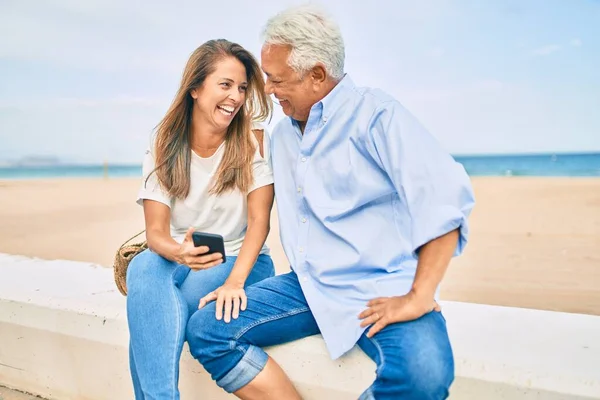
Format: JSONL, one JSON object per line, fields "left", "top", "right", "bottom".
{"left": 0, "top": 96, "right": 167, "bottom": 111}
{"left": 398, "top": 80, "right": 600, "bottom": 155}
{"left": 530, "top": 39, "right": 582, "bottom": 57}
{"left": 532, "top": 44, "right": 562, "bottom": 56}
{"left": 1, "top": 0, "right": 598, "bottom": 161}
{"left": 400, "top": 80, "right": 504, "bottom": 103}
{"left": 0, "top": 0, "right": 271, "bottom": 74}
{"left": 570, "top": 38, "right": 583, "bottom": 47}
{"left": 0, "top": 3, "right": 175, "bottom": 73}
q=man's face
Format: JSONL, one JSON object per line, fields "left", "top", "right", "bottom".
{"left": 261, "top": 44, "right": 316, "bottom": 122}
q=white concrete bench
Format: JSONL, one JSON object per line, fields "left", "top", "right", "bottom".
{"left": 0, "top": 253, "right": 599, "bottom": 400}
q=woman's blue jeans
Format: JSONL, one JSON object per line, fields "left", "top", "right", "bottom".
{"left": 125, "top": 249, "right": 275, "bottom": 399}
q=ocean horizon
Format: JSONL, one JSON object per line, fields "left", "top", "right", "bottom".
{"left": 1, "top": 152, "right": 599, "bottom": 180}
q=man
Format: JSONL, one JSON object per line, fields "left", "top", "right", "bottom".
{"left": 186, "top": 5, "right": 475, "bottom": 400}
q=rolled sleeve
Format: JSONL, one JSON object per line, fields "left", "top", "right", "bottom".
{"left": 136, "top": 148, "right": 171, "bottom": 207}
{"left": 369, "top": 101, "right": 475, "bottom": 256}
{"left": 249, "top": 129, "right": 274, "bottom": 193}
{"left": 411, "top": 204, "right": 469, "bottom": 257}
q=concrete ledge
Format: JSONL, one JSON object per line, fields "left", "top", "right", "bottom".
{"left": 1, "top": 253, "right": 599, "bottom": 400}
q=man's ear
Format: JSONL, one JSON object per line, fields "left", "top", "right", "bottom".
{"left": 310, "top": 63, "right": 327, "bottom": 85}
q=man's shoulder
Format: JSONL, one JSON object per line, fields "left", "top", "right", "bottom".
{"left": 357, "top": 85, "right": 397, "bottom": 103}
{"left": 350, "top": 84, "right": 402, "bottom": 117}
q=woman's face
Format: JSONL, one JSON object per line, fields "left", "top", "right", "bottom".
{"left": 191, "top": 56, "right": 248, "bottom": 131}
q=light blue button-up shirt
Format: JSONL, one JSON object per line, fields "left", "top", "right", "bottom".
{"left": 270, "top": 75, "right": 475, "bottom": 360}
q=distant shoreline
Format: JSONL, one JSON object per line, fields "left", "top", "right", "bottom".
{"left": 2, "top": 151, "right": 599, "bottom": 167}
{"left": 450, "top": 150, "right": 600, "bottom": 158}
{"left": 2, "top": 152, "right": 600, "bottom": 179}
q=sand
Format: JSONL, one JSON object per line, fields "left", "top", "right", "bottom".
{"left": 1, "top": 176, "right": 598, "bottom": 316}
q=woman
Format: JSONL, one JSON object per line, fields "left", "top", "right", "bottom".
{"left": 126, "top": 39, "right": 275, "bottom": 399}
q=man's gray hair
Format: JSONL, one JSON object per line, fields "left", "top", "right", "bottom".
{"left": 262, "top": 4, "right": 345, "bottom": 80}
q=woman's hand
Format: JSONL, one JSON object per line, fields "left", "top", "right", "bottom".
{"left": 177, "top": 227, "right": 223, "bottom": 270}
{"left": 198, "top": 281, "right": 247, "bottom": 323}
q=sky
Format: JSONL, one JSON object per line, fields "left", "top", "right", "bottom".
{"left": 1, "top": 0, "right": 599, "bottom": 164}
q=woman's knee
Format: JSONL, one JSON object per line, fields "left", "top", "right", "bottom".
{"left": 126, "top": 250, "right": 172, "bottom": 291}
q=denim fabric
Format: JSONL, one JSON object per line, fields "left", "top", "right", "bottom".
{"left": 126, "top": 249, "right": 274, "bottom": 399}
{"left": 186, "top": 271, "right": 454, "bottom": 398}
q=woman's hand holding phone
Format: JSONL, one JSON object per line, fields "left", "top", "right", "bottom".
{"left": 177, "top": 227, "right": 223, "bottom": 270}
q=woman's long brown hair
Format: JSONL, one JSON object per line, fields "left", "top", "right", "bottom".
{"left": 150, "top": 39, "right": 272, "bottom": 199}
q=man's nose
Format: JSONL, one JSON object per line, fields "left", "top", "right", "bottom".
{"left": 264, "top": 80, "right": 274, "bottom": 95}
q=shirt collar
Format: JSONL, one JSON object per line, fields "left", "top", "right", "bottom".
{"left": 290, "top": 73, "right": 355, "bottom": 128}
{"left": 320, "top": 73, "right": 354, "bottom": 121}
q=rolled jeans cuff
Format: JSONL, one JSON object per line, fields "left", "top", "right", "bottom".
{"left": 216, "top": 345, "right": 268, "bottom": 393}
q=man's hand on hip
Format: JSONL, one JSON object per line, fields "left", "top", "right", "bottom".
{"left": 358, "top": 291, "right": 441, "bottom": 338}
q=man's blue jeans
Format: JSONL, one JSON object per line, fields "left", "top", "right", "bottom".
{"left": 186, "top": 271, "right": 454, "bottom": 399}
{"left": 126, "top": 249, "right": 275, "bottom": 399}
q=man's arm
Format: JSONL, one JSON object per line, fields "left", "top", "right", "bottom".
{"left": 359, "top": 101, "right": 474, "bottom": 336}
{"left": 366, "top": 100, "right": 475, "bottom": 258}
{"left": 359, "top": 228, "right": 459, "bottom": 337}
{"left": 411, "top": 229, "right": 460, "bottom": 300}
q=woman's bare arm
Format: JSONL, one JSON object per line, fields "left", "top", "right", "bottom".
{"left": 226, "top": 184, "right": 274, "bottom": 286}
{"left": 142, "top": 200, "right": 223, "bottom": 269}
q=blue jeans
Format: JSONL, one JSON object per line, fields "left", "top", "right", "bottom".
{"left": 126, "top": 249, "right": 275, "bottom": 400}
{"left": 186, "top": 271, "right": 454, "bottom": 399}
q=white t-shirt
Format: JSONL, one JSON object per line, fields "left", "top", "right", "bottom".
{"left": 136, "top": 130, "right": 273, "bottom": 256}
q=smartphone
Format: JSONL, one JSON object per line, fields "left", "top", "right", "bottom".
{"left": 192, "top": 231, "right": 226, "bottom": 263}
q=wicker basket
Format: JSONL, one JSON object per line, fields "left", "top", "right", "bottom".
{"left": 113, "top": 230, "right": 147, "bottom": 296}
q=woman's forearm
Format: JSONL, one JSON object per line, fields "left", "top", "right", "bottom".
{"left": 146, "top": 228, "right": 183, "bottom": 264}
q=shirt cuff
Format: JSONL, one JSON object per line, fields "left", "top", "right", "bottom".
{"left": 411, "top": 205, "right": 469, "bottom": 257}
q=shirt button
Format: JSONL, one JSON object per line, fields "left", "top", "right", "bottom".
{"left": 301, "top": 217, "right": 307, "bottom": 223}
{"left": 323, "top": 116, "right": 328, "bottom": 122}
{"left": 301, "top": 157, "right": 307, "bottom": 162}
{"left": 297, "top": 187, "right": 302, "bottom": 193}
{"left": 303, "top": 277, "right": 308, "bottom": 282}
{"left": 299, "top": 247, "right": 304, "bottom": 253}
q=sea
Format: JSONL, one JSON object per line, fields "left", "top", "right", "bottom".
{"left": 0, "top": 152, "right": 599, "bottom": 180}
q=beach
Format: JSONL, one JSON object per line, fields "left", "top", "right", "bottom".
{"left": 1, "top": 176, "right": 598, "bottom": 316}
